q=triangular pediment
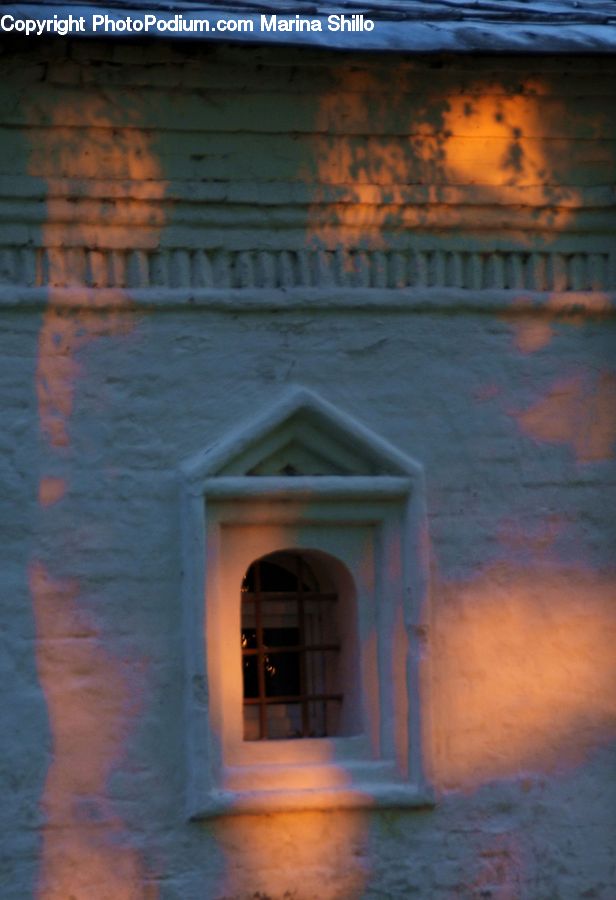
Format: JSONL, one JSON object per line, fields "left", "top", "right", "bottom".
{"left": 245, "top": 437, "right": 354, "bottom": 477}
{"left": 183, "top": 388, "right": 421, "bottom": 483}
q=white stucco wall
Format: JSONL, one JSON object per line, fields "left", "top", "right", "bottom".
{"left": 1, "top": 39, "right": 615, "bottom": 899}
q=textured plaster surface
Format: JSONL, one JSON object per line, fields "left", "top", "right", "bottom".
{"left": 0, "top": 40, "right": 615, "bottom": 900}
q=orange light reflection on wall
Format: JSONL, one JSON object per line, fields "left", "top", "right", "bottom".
{"left": 209, "top": 525, "right": 371, "bottom": 897}
{"left": 503, "top": 293, "right": 613, "bottom": 355}
{"left": 429, "top": 563, "right": 616, "bottom": 791}
{"left": 515, "top": 371, "right": 616, "bottom": 463}
{"left": 29, "top": 95, "right": 165, "bottom": 898}
{"left": 29, "top": 562, "right": 154, "bottom": 900}
{"left": 213, "top": 808, "right": 369, "bottom": 900}
{"left": 305, "top": 70, "right": 580, "bottom": 251}
{"left": 30, "top": 99, "right": 165, "bottom": 449}
{"left": 38, "top": 476, "right": 66, "bottom": 508}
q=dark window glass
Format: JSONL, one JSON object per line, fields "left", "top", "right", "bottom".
{"left": 241, "top": 552, "right": 341, "bottom": 740}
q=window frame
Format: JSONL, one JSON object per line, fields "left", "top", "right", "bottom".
{"left": 180, "top": 388, "right": 434, "bottom": 817}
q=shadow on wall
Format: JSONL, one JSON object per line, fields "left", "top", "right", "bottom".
{"left": 305, "top": 62, "right": 616, "bottom": 791}
{"left": 304, "top": 62, "right": 616, "bottom": 461}
{"left": 28, "top": 95, "right": 165, "bottom": 899}
{"left": 304, "top": 64, "right": 610, "bottom": 246}
{"left": 23, "top": 53, "right": 616, "bottom": 899}
{"left": 25, "top": 87, "right": 374, "bottom": 894}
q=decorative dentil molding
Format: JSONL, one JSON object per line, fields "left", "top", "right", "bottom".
{"left": 0, "top": 245, "right": 614, "bottom": 296}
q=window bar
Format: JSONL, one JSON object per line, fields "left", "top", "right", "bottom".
{"left": 241, "top": 643, "right": 339, "bottom": 656}
{"left": 241, "top": 591, "right": 337, "bottom": 603}
{"left": 244, "top": 692, "right": 342, "bottom": 706}
{"left": 296, "top": 555, "right": 310, "bottom": 737}
{"left": 254, "top": 561, "right": 267, "bottom": 740}
{"left": 319, "top": 596, "right": 327, "bottom": 736}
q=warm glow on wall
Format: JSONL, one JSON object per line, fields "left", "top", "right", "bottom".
{"left": 29, "top": 98, "right": 165, "bottom": 449}
{"left": 213, "top": 809, "right": 369, "bottom": 899}
{"left": 515, "top": 371, "right": 616, "bottom": 463}
{"left": 28, "top": 562, "right": 155, "bottom": 899}
{"left": 503, "top": 293, "right": 613, "bottom": 354}
{"left": 37, "top": 476, "right": 66, "bottom": 508}
{"left": 29, "top": 95, "right": 165, "bottom": 898}
{"left": 16, "top": 48, "right": 613, "bottom": 899}
{"left": 304, "top": 68, "right": 588, "bottom": 251}
{"left": 441, "top": 93, "right": 575, "bottom": 193}
{"left": 429, "top": 562, "right": 616, "bottom": 791}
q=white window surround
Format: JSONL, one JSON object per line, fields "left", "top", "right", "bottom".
{"left": 180, "top": 387, "right": 433, "bottom": 818}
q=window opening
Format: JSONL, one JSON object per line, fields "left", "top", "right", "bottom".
{"left": 241, "top": 552, "right": 341, "bottom": 740}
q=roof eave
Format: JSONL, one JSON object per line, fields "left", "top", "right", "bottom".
{"left": 2, "top": 3, "right": 616, "bottom": 53}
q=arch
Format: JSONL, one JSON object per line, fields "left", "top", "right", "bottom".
{"left": 240, "top": 548, "right": 360, "bottom": 740}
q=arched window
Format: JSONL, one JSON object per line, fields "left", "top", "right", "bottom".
{"left": 182, "top": 388, "right": 432, "bottom": 815}
{"left": 241, "top": 550, "right": 346, "bottom": 740}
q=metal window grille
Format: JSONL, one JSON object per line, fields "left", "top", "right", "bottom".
{"left": 241, "top": 553, "right": 341, "bottom": 740}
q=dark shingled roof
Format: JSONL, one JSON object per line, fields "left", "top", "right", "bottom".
{"left": 4, "top": 0, "right": 616, "bottom": 51}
